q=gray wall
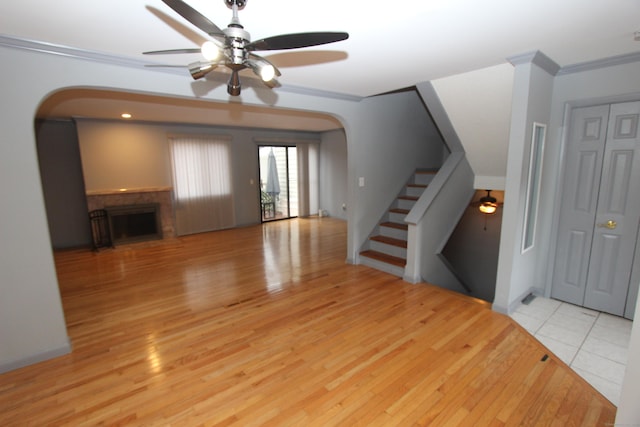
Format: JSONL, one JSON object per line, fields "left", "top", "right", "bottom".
{"left": 442, "top": 190, "right": 503, "bottom": 302}
{"left": 346, "top": 90, "right": 446, "bottom": 261}
{"left": 36, "top": 119, "right": 92, "bottom": 249}
{"left": 319, "top": 129, "right": 347, "bottom": 220}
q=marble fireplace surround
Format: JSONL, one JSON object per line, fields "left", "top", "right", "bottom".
{"left": 86, "top": 187, "right": 176, "bottom": 239}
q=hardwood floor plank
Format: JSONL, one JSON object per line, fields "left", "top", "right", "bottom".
{"left": 463, "top": 342, "right": 543, "bottom": 425}
{"left": 0, "top": 218, "right": 616, "bottom": 426}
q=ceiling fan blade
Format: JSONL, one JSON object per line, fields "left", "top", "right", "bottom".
{"left": 246, "top": 32, "right": 349, "bottom": 51}
{"left": 161, "top": 0, "right": 225, "bottom": 37}
{"left": 144, "top": 64, "right": 188, "bottom": 68}
{"left": 143, "top": 48, "right": 202, "bottom": 55}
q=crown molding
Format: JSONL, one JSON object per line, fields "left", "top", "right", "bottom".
{"left": 277, "top": 83, "right": 362, "bottom": 102}
{"left": 557, "top": 51, "right": 640, "bottom": 75}
{"left": 507, "top": 51, "right": 560, "bottom": 76}
{"left": 507, "top": 48, "right": 640, "bottom": 77}
{"left": 0, "top": 34, "right": 362, "bottom": 102}
{"left": 0, "top": 33, "right": 159, "bottom": 70}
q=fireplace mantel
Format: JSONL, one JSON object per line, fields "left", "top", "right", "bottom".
{"left": 86, "top": 187, "right": 172, "bottom": 197}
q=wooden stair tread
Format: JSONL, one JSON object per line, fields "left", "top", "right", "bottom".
{"left": 380, "top": 221, "right": 408, "bottom": 231}
{"left": 407, "top": 184, "right": 427, "bottom": 188}
{"left": 370, "top": 235, "right": 407, "bottom": 248}
{"left": 415, "top": 169, "right": 438, "bottom": 175}
{"left": 389, "top": 208, "right": 410, "bottom": 214}
{"left": 398, "top": 195, "right": 419, "bottom": 201}
{"left": 360, "top": 250, "right": 406, "bottom": 267}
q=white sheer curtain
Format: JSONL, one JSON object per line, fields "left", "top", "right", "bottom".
{"left": 296, "top": 143, "right": 319, "bottom": 217}
{"left": 169, "top": 135, "right": 234, "bottom": 236}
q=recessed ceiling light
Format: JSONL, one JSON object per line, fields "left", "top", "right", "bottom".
{"left": 121, "top": 113, "right": 132, "bottom": 119}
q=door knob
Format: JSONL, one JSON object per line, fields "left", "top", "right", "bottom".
{"left": 597, "top": 220, "right": 617, "bottom": 229}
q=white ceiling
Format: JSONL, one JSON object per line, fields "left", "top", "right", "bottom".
{"left": 3, "top": 0, "right": 640, "bottom": 129}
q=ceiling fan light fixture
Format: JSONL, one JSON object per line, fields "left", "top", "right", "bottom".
{"left": 201, "top": 41, "right": 221, "bottom": 61}
{"left": 246, "top": 55, "right": 279, "bottom": 83}
{"left": 259, "top": 64, "right": 275, "bottom": 82}
{"left": 479, "top": 190, "right": 498, "bottom": 215}
{"left": 146, "top": 0, "right": 349, "bottom": 95}
{"left": 248, "top": 60, "right": 275, "bottom": 82}
{"left": 479, "top": 202, "right": 497, "bottom": 215}
{"left": 188, "top": 61, "right": 215, "bottom": 80}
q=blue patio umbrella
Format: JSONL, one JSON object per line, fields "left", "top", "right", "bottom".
{"left": 265, "top": 149, "right": 280, "bottom": 200}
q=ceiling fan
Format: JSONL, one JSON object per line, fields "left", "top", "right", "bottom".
{"left": 144, "top": 0, "right": 349, "bottom": 95}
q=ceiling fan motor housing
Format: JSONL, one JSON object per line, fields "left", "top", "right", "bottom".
{"left": 224, "top": 26, "right": 250, "bottom": 65}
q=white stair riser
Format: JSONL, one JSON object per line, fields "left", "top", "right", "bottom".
{"left": 359, "top": 255, "right": 405, "bottom": 278}
{"left": 388, "top": 211, "right": 407, "bottom": 223}
{"left": 396, "top": 198, "right": 416, "bottom": 210}
{"left": 370, "top": 240, "right": 407, "bottom": 259}
{"left": 405, "top": 186, "right": 425, "bottom": 198}
{"left": 379, "top": 226, "right": 408, "bottom": 240}
{"left": 414, "top": 173, "right": 435, "bottom": 186}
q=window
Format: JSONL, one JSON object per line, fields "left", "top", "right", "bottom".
{"left": 522, "top": 123, "right": 546, "bottom": 252}
{"left": 169, "top": 135, "right": 234, "bottom": 235}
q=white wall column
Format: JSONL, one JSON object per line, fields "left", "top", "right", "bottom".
{"left": 493, "top": 51, "right": 558, "bottom": 314}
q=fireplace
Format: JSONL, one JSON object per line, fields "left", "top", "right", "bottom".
{"left": 105, "top": 203, "right": 162, "bottom": 245}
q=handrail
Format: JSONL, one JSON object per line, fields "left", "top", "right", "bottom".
{"left": 405, "top": 152, "right": 465, "bottom": 225}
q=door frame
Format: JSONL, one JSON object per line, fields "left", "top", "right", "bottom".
{"left": 257, "top": 144, "right": 297, "bottom": 223}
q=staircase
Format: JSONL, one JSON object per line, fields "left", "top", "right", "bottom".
{"left": 359, "top": 170, "right": 437, "bottom": 276}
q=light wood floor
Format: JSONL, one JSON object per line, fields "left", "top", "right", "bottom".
{"left": 0, "top": 218, "right": 616, "bottom": 426}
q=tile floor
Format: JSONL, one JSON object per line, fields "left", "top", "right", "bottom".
{"left": 509, "top": 296, "right": 633, "bottom": 406}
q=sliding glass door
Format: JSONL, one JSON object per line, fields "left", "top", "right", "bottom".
{"left": 259, "top": 146, "right": 298, "bottom": 222}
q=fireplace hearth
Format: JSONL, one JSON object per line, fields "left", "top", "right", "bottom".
{"left": 105, "top": 203, "right": 161, "bottom": 245}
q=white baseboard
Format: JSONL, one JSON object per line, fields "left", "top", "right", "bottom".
{"left": 492, "top": 287, "right": 539, "bottom": 315}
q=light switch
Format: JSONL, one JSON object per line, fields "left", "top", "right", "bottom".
{"left": 359, "top": 177, "right": 365, "bottom": 187}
